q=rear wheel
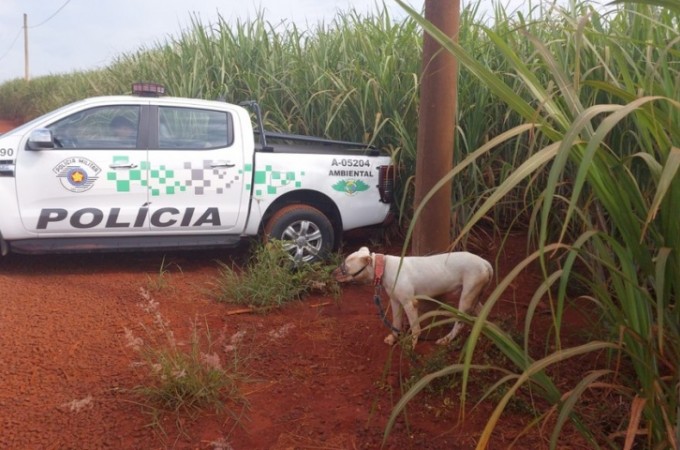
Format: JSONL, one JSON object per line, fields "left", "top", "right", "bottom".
{"left": 264, "top": 205, "right": 334, "bottom": 263}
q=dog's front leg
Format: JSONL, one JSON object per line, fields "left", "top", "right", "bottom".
{"left": 383, "top": 297, "right": 403, "bottom": 345}
{"left": 403, "top": 298, "right": 420, "bottom": 349}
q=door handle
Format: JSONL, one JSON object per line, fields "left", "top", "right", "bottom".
{"left": 210, "top": 161, "right": 236, "bottom": 168}
{"left": 109, "top": 163, "right": 138, "bottom": 169}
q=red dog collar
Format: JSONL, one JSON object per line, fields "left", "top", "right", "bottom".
{"left": 373, "top": 253, "right": 385, "bottom": 286}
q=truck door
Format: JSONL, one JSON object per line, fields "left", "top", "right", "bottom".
{"left": 16, "top": 105, "right": 150, "bottom": 234}
{"left": 145, "top": 106, "right": 245, "bottom": 233}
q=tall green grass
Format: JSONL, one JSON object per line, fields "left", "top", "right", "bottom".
{"left": 389, "top": 0, "right": 679, "bottom": 448}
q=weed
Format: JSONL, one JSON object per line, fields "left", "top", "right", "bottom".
{"left": 398, "top": 313, "right": 535, "bottom": 416}
{"left": 126, "top": 289, "right": 248, "bottom": 438}
{"left": 403, "top": 345, "right": 459, "bottom": 395}
{"left": 145, "top": 256, "right": 181, "bottom": 292}
{"left": 212, "top": 239, "right": 340, "bottom": 311}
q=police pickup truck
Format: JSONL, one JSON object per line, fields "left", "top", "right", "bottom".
{"left": 0, "top": 83, "right": 394, "bottom": 262}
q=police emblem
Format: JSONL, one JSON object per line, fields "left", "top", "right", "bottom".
{"left": 53, "top": 157, "right": 101, "bottom": 192}
{"left": 331, "top": 179, "right": 369, "bottom": 196}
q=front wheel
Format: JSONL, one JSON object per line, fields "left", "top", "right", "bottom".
{"left": 264, "top": 205, "right": 334, "bottom": 263}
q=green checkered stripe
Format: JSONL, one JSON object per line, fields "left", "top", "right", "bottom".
{"left": 243, "top": 164, "right": 304, "bottom": 196}
{"left": 149, "top": 164, "right": 186, "bottom": 196}
{"left": 107, "top": 158, "right": 149, "bottom": 192}
{"left": 106, "top": 156, "right": 240, "bottom": 197}
{"left": 107, "top": 157, "right": 187, "bottom": 196}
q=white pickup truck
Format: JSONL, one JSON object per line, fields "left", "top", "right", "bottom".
{"left": 0, "top": 83, "right": 394, "bottom": 262}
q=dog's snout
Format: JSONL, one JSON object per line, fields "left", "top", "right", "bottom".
{"left": 332, "top": 265, "right": 345, "bottom": 280}
{"left": 333, "top": 261, "right": 354, "bottom": 283}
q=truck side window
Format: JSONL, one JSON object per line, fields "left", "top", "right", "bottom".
{"left": 48, "top": 105, "right": 141, "bottom": 149}
{"left": 158, "top": 107, "right": 232, "bottom": 150}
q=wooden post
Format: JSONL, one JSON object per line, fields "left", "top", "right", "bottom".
{"left": 412, "top": 0, "right": 459, "bottom": 256}
{"left": 23, "top": 14, "right": 29, "bottom": 81}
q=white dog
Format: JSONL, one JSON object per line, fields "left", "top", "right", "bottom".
{"left": 333, "top": 247, "right": 493, "bottom": 348}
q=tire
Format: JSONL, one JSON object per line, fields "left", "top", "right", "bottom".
{"left": 264, "top": 204, "right": 334, "bottom": 263}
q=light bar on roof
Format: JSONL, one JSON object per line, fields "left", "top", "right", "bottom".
{"left": 132, "top": 82, "right": 166, "bottom": 97}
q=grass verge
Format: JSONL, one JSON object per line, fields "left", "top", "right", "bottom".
{"left": 212, "top": 239, "right": 340, "bottom": 311}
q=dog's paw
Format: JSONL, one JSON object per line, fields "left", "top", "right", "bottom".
{"left": 435, "top": 336, "right": 452, "bottom": 346}
{"left": 384, "top": 334, "right": 397, "bottom": 345}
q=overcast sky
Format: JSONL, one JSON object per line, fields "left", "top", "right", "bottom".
{"left": 0, "top": 0, "right": 430, "bottom": 84}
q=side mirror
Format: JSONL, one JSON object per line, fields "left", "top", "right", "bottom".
{"left": 26, "top": 128, "right": 55, "bottom": 150}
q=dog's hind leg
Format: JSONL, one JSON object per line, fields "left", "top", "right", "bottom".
{"left": 474, "top": 301, "right": 484, "bottom": 315}
{"left": 437, "top": 282, "right": 486, "bottom": 345}
{"left": 437, "top": 321, "right": 465, "bottom": 346}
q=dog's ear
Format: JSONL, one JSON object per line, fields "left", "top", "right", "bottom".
{"left": 362, "top": 254, "right": 372, "bottom": 266}
{"left": 359, "top": 246, "right": 370, "bottom": 254}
